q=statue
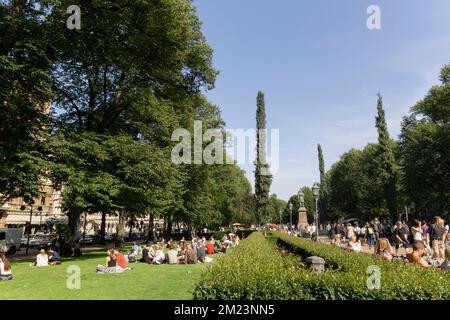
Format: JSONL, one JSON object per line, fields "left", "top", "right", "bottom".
{"left": 297, "top": 191, "right": 308, "bottom": 230}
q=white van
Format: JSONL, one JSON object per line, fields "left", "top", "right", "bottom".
{"left": 0, "top": 228, "right": 23, "bottom": 255}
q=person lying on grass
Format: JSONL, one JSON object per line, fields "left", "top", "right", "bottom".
{"left": 0, "top": 254, "right": 13, "bottom": 281}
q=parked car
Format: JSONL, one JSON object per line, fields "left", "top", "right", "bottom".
{"left": 36, "top": 235, "right": 56, "bottom": 250}
{"left": 79, "top": 235, "right": 93, "bottom": 246}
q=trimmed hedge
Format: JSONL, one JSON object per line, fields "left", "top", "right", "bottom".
{"left": 273, "top": 231, "right": 450, "bottom": 300}
{"left": 193, "top": 232, "right": 303, "bottom": 300}
{"left": 193, "top": 232, "right": 449, "bottom": 300}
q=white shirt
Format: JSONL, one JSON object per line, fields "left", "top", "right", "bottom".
{"left": 36, "top": 254, "right": 49, "bottom": 267}
{"left": 153, "top": 250, "right": 165, "bottom": 263}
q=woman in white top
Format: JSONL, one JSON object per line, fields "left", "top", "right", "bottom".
{"left": 0, "top": 254, "right": 13, "bottom": 281}
{"left": 411, "top": 219, "right": 423, "bottom": 243}
{"left": 35, "top": 249, "right": 49, "bottom": 267}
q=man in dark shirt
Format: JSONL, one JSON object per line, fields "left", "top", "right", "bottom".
{"left": 429, "top": 216, "right": 445, "bottom": 260}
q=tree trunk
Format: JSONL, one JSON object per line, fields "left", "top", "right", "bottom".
{"left": 147, "top": 212, "right": 154, "bottom": 242}
{"left": 128, "top": 215, "right": 134, "bottom": 240}
{"left": 64, "top": 206, "right": 82, "bottom": 257}
{"left": 117, "top": 211, "right": 127, "bottom": 242}
{"left": 165, "top": 219, "right": 172, "bottom": 240}
{"left": 100, "top": 211, "right": 106, "bottom": 244}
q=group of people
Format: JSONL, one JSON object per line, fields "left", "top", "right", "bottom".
{"left": 96, "top": 248, "right": 131, "bottom": 273}
{"left": 325, "top": 216, "right": 449, "bottom": 270}
{"left": 136, "top": 234, "right": 237, "bottom": 266}
{"left": 32, "top": 248, "right": 61, "bottom": 267}
{"left": 0, "top": 246, "right": 61, "bottom": 282}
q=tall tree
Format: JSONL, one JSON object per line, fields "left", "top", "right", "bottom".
{"left": 254, "top": 91, "right": 273, "bottom": 224}
{"left": 0, "top": 0, "right": 53, "bottom": 203}
{"left": 400, "top": 63, "right": 450, "bottom": 218}
{"left": 317, "top": 144, "right": 328, "bottom": 220}
{"left": 375, "top": 94, "right": 398, "bottom": 221}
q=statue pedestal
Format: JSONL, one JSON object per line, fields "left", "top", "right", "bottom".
{"left": 297, "top": 207, "right": 308, "bottom": 230}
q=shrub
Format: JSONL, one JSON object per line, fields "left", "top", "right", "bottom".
{"left": 193, "top": 232, "right": 449, "bottom": 300}
{"left": 272, "top": 231, "right": 450, "bottom": 300}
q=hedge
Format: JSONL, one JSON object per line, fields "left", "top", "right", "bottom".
{"left": 193, "top": 232, "right": 303, "bottom": 300}
{"left": 272, "top": 231, "right": 450, "bottom": 300}
{"left": 193, "top": 232, "right": 449, "bottom": 300}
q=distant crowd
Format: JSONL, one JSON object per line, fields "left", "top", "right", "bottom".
{"left": 275, "top": 215, "right": 450, "bottom": 270}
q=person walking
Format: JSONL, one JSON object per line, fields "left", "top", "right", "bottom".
{"left": 429, "top": 216, "right": 445, "bottom": 261}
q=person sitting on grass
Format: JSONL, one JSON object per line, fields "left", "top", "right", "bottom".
{"left": 153, "top": 243, "right": 165, "bottom": 265}
{"left": 206, "top": 240, "right": 216, "bottom": 255}
{"left": 347, "top": 236, "right": 362, "bottom": 253}
{"left": 331, "top": 234, "right": 341, "bottom": 247}
{"left": 186, "top": 243, "right": 198, "bottom": 264}
{"left": 0, "top": 254, "right": 13, "bottom": 281}
{"left": 48, "top": 248, "right": 61, "bottom": 265}
{"left": 139, "top": 243, "right": 152, "bottom": 264}
{"left": 407, "top": 241, "right": 429, "bottom": 268}
{"left": 197, "top": 240, "right": 206, "bottom": 263}
{"left": 96, "top": 248, "right": 121, "bottom": 273}
{"left": 131, "top": 242, "right": 142, "bottom": 256}
{"left": 35, "top": 249, "right": 49, "bottom": 267}
{"left": 166, "top": 243, "right": 179, "bottom": 264}
{"left": 114, "top": 249, "right": 129, "bottom": 270}
{"left": 218, "top": 242, "right": 228, "bottom": 254}
{"left": 440, "top": 246, "right": 450, "bottom": 271}
{"left": 374, "top": 238, "right": 394, "bottom": 261}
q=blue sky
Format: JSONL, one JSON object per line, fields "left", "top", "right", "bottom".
{"left": 194, "top": 0, "right": 450, "bottom": 200}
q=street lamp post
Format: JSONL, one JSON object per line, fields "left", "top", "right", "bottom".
{"left": 312, "top": 185, "right": 320, "bottom": 242}
{"left": 20, "top": 197, "right": 43, "bottom": 255}
{"left": 289, "top": 203, "right": 293, "bottom": 230}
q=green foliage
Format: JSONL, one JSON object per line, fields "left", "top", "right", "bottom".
{"left": 193, "top": 232, "right": 301, "bottom": 300}
{"left": 375, "top": 94, "right": 398, "bottom": 220}
{"left": 273, "top": 232, "right": 449, "bottom": 300}
{"left": 194, "top": 232, "right": 449, "bottom": 300}
{"left": 0, "top": 0, "right": 53, "bottom": 203}
{"left": 400, "top": 62, "right": 450, "bottom": 217}
{"left": 317, "top": 144, "right": 329, "bottom": 220}
{"left": 254, "top": 91, "right": 273, "bottom": 224}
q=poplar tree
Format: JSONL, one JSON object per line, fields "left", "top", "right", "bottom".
{"left": 375, "top": 94, "right": 398, "bottom": 221}
{"left": 317, "top": 144, "right": 328, "bottom": 220}
{"left": 254, "top": 91, "right": 273, "bottom": 224}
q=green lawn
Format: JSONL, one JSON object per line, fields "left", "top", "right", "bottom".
{"left": 0, "top": 250, "right": 210, "bottom": 300}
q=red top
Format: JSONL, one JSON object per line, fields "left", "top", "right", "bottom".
{"left": 206, "top": 243, "right": 215, "bottom": 254}
{"left": 116, "top": 253, "right": 127, "bottom": 269}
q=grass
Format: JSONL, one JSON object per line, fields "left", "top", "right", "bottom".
{"left": 0, "top": 249, "right": 211, "bottom": 300}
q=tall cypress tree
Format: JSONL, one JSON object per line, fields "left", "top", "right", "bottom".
{"left": 375, "top": 94, "right": 397, "bottom": 221}
{"left": 317, "top": 144, "right": 328, "bottom": 220}
{"left": 254, "top": 91, "right": 272, "bottom": 224}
